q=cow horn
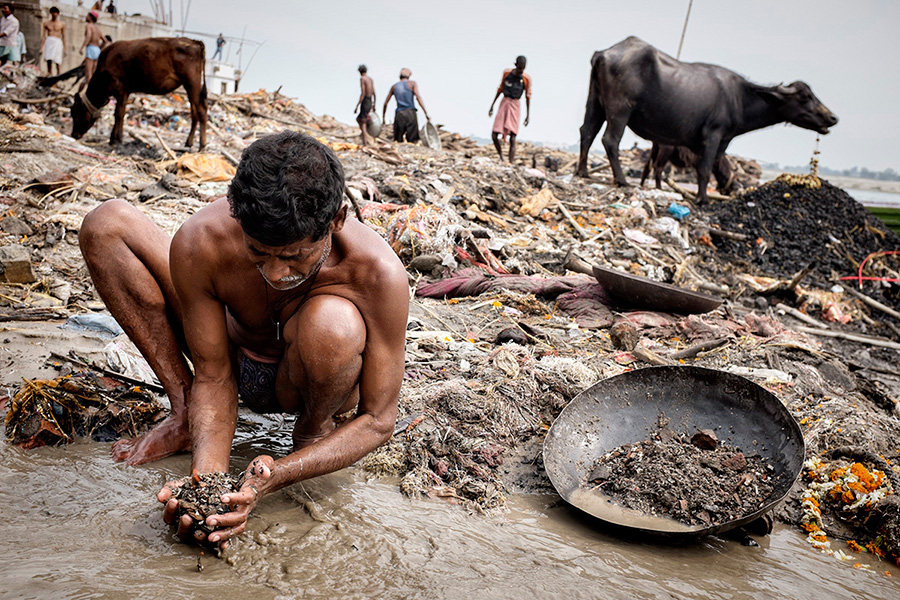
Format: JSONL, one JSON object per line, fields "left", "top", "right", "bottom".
{"left": 78, "top": 90, "right": 104, "bottom": 119}
{"left": 775, "top": 83, "right": 796, "bottom": 95}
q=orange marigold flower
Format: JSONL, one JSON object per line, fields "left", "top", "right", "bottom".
{"left": 847, "top": 481, "right": 867, "bottom": 495}
{"left": 847, "top": 540, "right": 864, "bottom": 553}
{"left": 830, "top": 467, "right": 847, "bottom": 481}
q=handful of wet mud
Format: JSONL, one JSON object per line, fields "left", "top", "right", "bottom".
{"left": 583, "top": 425, "right": 780, "bottom": 528}
{"left": 172, "top": 471, "right": 241, "bottom": 542}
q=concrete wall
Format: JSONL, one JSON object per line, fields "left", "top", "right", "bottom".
{"left": 207, "top": 59, "right": 238, "bottom": 95}
{"left": 12, "top": 0, "right": 181, "bottom": 73}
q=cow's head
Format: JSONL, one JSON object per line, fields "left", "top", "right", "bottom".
{"left": 70, "top": 92, "right": 102, "bottom": 140}
{"left": 762, "top": 81, "right": 838, "bottom": 135}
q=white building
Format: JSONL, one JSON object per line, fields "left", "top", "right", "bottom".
{"left": 207, "top": 59, "right": 240, "bottom": 96}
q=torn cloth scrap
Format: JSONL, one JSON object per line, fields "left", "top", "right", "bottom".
{"left": 416, "top": 269, "right": 613, "bottom": 329}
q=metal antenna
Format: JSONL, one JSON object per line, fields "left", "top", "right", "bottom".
{"left": 677, "top": 0, "right": 694, "bottom": 60}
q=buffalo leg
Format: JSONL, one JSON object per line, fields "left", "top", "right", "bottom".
{"left": 655, "top": 145, "right": 674, "bottom": 190}
{"left": 576, "top": 73, "right": 605, "bottom": 176}
{"left": 694, "top": 143, "right": 721, "bottom": 205}
{"left": 110, "top": 93, "right": 129, "bottom": 146}
{"left": 640, "top": 143, "right": 657, "bottom": 187}
{"left": 601, "top": 115, "right": 630, "bottom": 187}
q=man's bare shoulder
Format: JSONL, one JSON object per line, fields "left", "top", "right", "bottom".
{"left": 170, "top": 198, "right": 241, "bottom": 267}
{"left": 339, "top": 218, "right": 406, "bottom": 290}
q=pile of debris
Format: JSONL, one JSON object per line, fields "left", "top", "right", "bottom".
{"left": 1, "top": 61, "right": 899, "bottom": 564}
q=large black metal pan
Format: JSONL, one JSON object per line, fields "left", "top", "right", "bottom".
{"left": 592, "top": 265, "right": 723, "bottom": 314}
{"left": 543, "top": 365, "right": 805, "bottom": 539}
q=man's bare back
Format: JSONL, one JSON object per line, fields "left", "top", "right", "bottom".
{"left": 84, "top": 22, "right": 103, "bottom": 47}
{"left": 360, "top": 74, "right": 374, "bottom": 98}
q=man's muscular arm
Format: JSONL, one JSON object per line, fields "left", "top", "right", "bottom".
{"left": 169, "top": 222, "right": 239, "bottom": 474}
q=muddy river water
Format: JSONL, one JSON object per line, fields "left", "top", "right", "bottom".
{"left": 3, "top": 409, "right": 898, "bottom": 600}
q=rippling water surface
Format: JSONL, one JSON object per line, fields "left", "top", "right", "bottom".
{"left": 2, "top": 417, "right": 898, "bottom": 600}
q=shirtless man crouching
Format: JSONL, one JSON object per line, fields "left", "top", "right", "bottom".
{"left": 78, "top": 131, "right": 409, "bottom": 548}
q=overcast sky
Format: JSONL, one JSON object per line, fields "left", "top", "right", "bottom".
{"left": 137, "top": 0, "right": 897, "bottom": 171}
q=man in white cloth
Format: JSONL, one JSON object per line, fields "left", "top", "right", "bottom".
{"left": 0, "top": 3, "right": 19, "bottom": 67}
{"left": 41, "top": 6, "right": 66, "bottom": 76}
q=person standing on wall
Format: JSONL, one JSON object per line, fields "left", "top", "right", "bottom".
{"left": 212, "top": 33, "right": 225, "bottom": 61}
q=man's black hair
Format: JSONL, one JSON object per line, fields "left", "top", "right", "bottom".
{"left": 228, "top": 131, "right": 345, "bottom": 246}
{"left": 50, "top": 6, "right": 60, "bottom": 14}
{"left": 3, "top": 4, "right": 14, "bottom": 12}
{"left": 358, "top": 64, "right": 367, "bottom": 74}
{"left": 515, "top": 55, "right": 526, "bottom": 65}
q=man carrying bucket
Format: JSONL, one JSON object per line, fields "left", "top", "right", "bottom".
{"left": 355, "top": 64, "right": 376, "bottom": 146}
{"left": 488, "top": 55, "right": 532, "bottom": 163}
{"left": 382, "top": 68, "right": 430, "bottom": 144}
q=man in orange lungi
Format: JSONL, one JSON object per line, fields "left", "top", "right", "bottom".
{"left": 488, "top": 55, "right": 532, "bottom": 163}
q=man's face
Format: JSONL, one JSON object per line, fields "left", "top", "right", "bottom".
{"left": 1, "top": 7, "right": 10, "bottom": 17}
{"left": 515, "top": 58, "right": 526, "bottom": 72}
{"left": 243, "top": 233, "right": 332, "bottom": 291}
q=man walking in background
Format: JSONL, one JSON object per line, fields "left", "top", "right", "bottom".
{"left": 382, "top": 68, "right": 430, "bottom": 144}
{"left": 41, "top": 6, "right": 67, "bottom": 76}
{"left": 488, "top": 55, "right": 532, "bottom": 163}
{"left": 355, "top": 64, "right": 376, "bottom": 146}
{"left": 0, "top": 3, "right": 19, "bottom": 67}
{"left": 79, "top": 11, "right": 107, "bottom": 90}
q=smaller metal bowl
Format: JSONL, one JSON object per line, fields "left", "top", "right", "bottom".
{"left": 592, "top": 265, "right": 723, "bottom": 314}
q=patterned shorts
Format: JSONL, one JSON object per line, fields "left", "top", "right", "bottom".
{"left": 238, "top": 353, "right": 281, "bottom": 413}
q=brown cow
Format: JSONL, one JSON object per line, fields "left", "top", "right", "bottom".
{"left": 70, "top": 37, "right": 207, "bottom": 150}
{"left": 640, "top": 143, "right": 739, "bottom": 196}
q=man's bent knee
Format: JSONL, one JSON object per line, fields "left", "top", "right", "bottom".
{"left": 79, "top": 199, "right": 142, "bottom": 250}
{"left": 284, "top": 295, "right": 366, "bottom": 379}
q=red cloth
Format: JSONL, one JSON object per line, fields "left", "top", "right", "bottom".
{"left": 492, "top": 96, "right": 520, "bottom": 140}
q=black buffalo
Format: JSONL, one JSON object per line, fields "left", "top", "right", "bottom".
{"left": 640, "top": 143, "right": 738, "bottom": 196}
{"left": 576, "top": 37, "right": 838, "bottom": 204}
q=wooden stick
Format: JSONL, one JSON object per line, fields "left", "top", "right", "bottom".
{"left": 775, "top": 303, "right": 828, "bottom": 329}
{"left": 154, "top": 130, "right": 178, "bottom": 160}
{"left": 695, "top": 280, "right": 729, "bottom": 296}
{"left": 562, "top": 250, "right": 594, "bottom": 276}
{"left": 666, "top": 178, "right": 731, "bottom": 201}
{"left": 9, "top": 94, "right": 69, "bottom": 104}
{"left": 0, "top": 146, "right": 46, "bottom": 153}
{"left": 127, "top": 128, "right": 154, "bottom": 148}
{"left": 220, "top": 149, "right": 241, "bottom": 166}
{"left": 793, "top": 325, "right": 900, "bottom": 351}
{"left": 632, "top": 345, "right": 672, "bottom": 366}
{"left": 786, "top": 262, "right": 816, "bottom": 292}
{"left": 49, "top": 351, "right": 165, "bottom": 394}
{"left": 670, "top": 337, "right": 730, "bottom": 360}
{"left": 556, "top": 202, "right": 591, "bottom": 240}
{"left": 840, "top": 284, "right": 900, "bottom": 321}
{"left": 707, "top": 227, "right": 750, "bottom": 242}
